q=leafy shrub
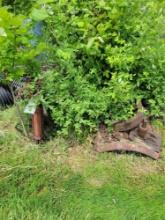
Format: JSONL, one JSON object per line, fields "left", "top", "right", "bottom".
{"left": 2, "top": 0, "right": 35, "bottom": 14}
{"left": 0, "top": 4, "right": 45, "bottom": 83}
{"left": 39, "top": 70, "right": 135, "bottom": 137}
{"left": 34, "top": 0, "right": 165, "bottom": 138}
{"left": 2, "top": 0, "right": 163, "bottom": 138}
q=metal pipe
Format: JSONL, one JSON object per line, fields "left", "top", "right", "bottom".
{"left": 32, "top": 106, "right": 43, "bottom": 142}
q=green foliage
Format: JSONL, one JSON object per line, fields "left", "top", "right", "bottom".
{"left": 2, "top": 0, "right": 35, "bottom": 14}
{"left": 39, "top": 70, "right": 135, "bottom": 137}
{"left": 36, "top": 0, "right": 165, "bottom": 138}
{"left": 0, "top": 5, "right": 45, "bottom": 83}
{"left": 1, "top": 0, "right": 165, "bottom": 138}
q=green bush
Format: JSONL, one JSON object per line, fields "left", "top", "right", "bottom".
{"left": 0, "top": 4, "right": 46, "bottom": 83}
{"left": 35, "top": 0, "right": 165, "bottom": 138}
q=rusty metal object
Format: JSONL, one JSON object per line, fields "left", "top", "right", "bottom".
{"left": 94, "top": 113, "right": 161, "bottom": 160}
{"left": 128, "top": 122, "right": 161, "bottom": 152}
{"left": 95, "top": 139, "right": 160, "bottom": 160}
{"left": 32, "top": 106, "right": 43, "bottom": 141}
{"left": 114, "top": 112, "right": 144, "bottom": 132}
{"left": 138, "top": 122, "right": 148, "bottom": 139}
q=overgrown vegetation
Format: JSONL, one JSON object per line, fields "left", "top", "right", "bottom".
{"left": 0, "top": 0, "right": 46, "bottom": 83}
{"left": 0, "top": 1, "right": 165, "bottom": 219}
{"left": 38, "top": 0, "right": 165, "bottom": 138}
{"left": 0, "top": 0, "right": 165, "bottom": 138}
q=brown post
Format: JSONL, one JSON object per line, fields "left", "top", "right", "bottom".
{"left": 32, "top": 106, "right": 43, "bottom": 142}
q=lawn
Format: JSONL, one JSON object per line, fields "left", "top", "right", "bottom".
{"left": 0, "top": 107, "right": 165, "bottom": 220}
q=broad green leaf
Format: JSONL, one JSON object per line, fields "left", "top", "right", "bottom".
{"left": 98, "top": 0, "right": 106, "bottom": 7}
{"left": 0, "top": 27, "right": 7, "bottom": 37}
{"left": 31, "top": 8, "right": 49, "bottom": 21}
{"left": 56, "top": 49, "right": 72, "bottom": 60}
{"left": 37, "top": 0, "right": 54, "bottom": 4}
{"left": 87, "top": 38, "right": 95, "bottom": 49}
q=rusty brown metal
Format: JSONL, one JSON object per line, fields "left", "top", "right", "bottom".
{"left": 138, "top": 122, "right": 148, "bottom": 139}
{"left": 94, "top": 113, "right": 161, "bottom": 159}
{"left": 95, "top": 139, "right": 160, "bottom": 160}
{"left": 32, "top": 106, "right": 43, "bottom": 141}
{"left": 114, "top": 112, "right": 144, "bottom": 132}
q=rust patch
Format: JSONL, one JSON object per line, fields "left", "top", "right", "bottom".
{"left": 94, "top": 113, "right": 161, "bottom": 160}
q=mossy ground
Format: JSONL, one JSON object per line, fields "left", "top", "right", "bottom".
{"left": 0, "top": 107, "right": 165, "bottom": 220}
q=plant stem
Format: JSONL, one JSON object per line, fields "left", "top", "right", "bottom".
{"left": 10, "top": 86, "right": 28, "bottom": 137}
{"left": 10, "top": 0, "right": 28, "bottom": 138}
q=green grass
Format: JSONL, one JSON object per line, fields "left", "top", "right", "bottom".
{"left": 0, "top": 107, "right": 165, "bottom": 220}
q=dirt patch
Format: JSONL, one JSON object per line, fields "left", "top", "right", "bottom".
{"left": 87, "top": 177, "right": 106, "bottom": 187}
{"left": 67, "top": 146, "right": 95, "bottom": 173}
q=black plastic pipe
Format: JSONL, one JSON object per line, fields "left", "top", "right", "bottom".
{"left": 0, "top": 77, "right": 29, "bottom": 107}
{"left": 0, "top": 85, "right": 13, "bottom": 106}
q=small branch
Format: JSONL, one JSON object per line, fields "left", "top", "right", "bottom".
{"left": 9, "top": 85, "right": 29, "bottom": 138}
